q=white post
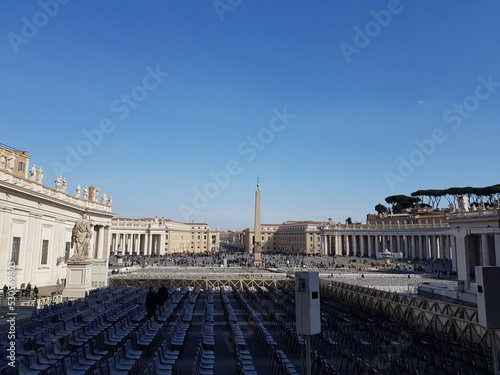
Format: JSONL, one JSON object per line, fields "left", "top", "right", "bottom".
{"left": 306, "top": 334, "right": 311, "bottom": 375}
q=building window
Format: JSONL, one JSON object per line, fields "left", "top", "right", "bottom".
{"left": 65, "top": 242, "right": 71, "bottom": 261}
{"left": 18, "top": 161, "right": 25, "bottom": 172}
{"left": 11, "top": 237, "right": 21, "bottom": 265}
{"left": 41, "top": 240, "right": 49, "bottom": 265}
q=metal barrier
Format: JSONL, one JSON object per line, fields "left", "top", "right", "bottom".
{"left": 320, "top": 280, "right": 494, "bottom": 351}
{"left": 109, "top": 277, "right": 293, "bottom": 291}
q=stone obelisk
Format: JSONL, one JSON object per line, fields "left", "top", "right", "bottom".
{"left": 254, "top": 179, "right": 262, "bottom": 264}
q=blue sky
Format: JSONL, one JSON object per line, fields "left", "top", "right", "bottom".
{"left": 1, "top": 1, "right": 499, "bottom": 230}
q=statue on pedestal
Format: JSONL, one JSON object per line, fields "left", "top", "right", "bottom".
{"left": 36, "top": 167, "right": 44, "bottom": 183}
{"left": 6, "top": 155, "right": 14, "bottom": 172}
{"left": 83, "top": 186, "right": 89, "bottom": 200}
{"left": 29, "top": 165, "right": 37, "bottom": 181}
{"left": 92, "top": 188, "right": 100, "bottom": 202}
{"left": 75, "top": 184, "right": 81, "bottom": 198}
{"left": 457, "top": 196, "right": 469, "bottom": 212}
{"left": 55, "top": 176, "right": 63, "bottom": 190}
{"left": 70, "top": 213, "right": 92, "bottom": 261}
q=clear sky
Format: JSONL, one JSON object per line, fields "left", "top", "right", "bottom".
{"left": 1, "top": 1, "right": 499, "bottom": 230}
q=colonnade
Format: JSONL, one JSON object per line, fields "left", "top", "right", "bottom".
{"left": 321, "top": 231, "right": 453, "bottom": 261}
{"left": 110, "top": 231, "right": 165, "bottom": 256}
{"left": 455, "top": 231, "right": 500, "bottom": 290}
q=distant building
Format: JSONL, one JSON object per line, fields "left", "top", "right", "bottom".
{"left": 0, "top": 143, "right": 29, "bottom": 179}
{"left": 110, "top": 217, "right": 220, "bottom": 255}
{"left": 242, "top": 221, "right": 322, "bottom": 255}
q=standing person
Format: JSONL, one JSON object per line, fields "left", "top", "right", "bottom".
{"left": 56, "top": 279, "right": 60, "bottom": 288}
{"left": 158, "top": 285, "right": 169, "bottom": 307}
{"left": 145, "top": 287, "right": 158, "bottom": 320}
{"left": 3, "top": 284, "right": 7, "bottom": 297}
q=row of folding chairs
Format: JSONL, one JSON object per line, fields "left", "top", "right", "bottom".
{"left": 192, "top": 340, "right": 215, "bottom": 375}
{"left": 269, "top": 347, "right": 299, "bottom": 375}
{"left": 233, "top": 292, "right": 299, "bottom": 375}
{"left": 320, "top": 288, "right": 487, "bottom": 374}
{"left": 232, "top": 287, "right": 260, "bottom": 327}
{"left": 204, "top": 300, "right": 215, "bottom": 323}
{"left": 235, "top": 346, "right": 258, "bottom": 375}
{"left": 206, "top": 287, "right": 214, "bottom": 304}
{"left": 310, "top": 350, "right": 340, "bottom": 375}
{"left": 271, "top": 313, "right": 305, "bottom": 357}
{"left": 201, "top": 322, "right": 215, "bottom": 350}
{"left": 169, "top": 313, "right": 191, "bottom": 354}
{"left": 250, "top": 288, "right": 361, "bottom": 375}
{"left": 228, "top": 323, "right": 247, "bottom": 350}
{"left": 254, "top": 323, "right": 277, "bottom": 349}
{"left": 220, "top": 288, "right": 238, "bottom": 323}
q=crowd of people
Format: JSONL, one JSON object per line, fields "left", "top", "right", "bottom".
{"left": 2, "top": 282, "right": 39, "bottom": 298}
{"left": 108, "top": 250, "right": 455, "bottom": 281}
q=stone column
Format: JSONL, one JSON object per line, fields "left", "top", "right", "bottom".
{"left": 96, "top": 226, "right": 104, "bottom": 259}
{"left": 103, "top": 226, "right": 111, "bottom": 259}
{"left": 481, "top": 234, "right": 490, "bottom": 266}
{"left": 323, "top": 235, "right": 329, "bottom": 256}
{"left": 127, "top": 233, "right": 132, "bottom": 255}
{"left": 494, "top": 234, "right": 500, "bottom": 267}
{"left": 430, "top": 235, "right": 437, "bottom": 260}
{"left": 374, "top": 235, "right": 380, "bottom": 256}
{"left": 409, "top": 235, "right": 415, "bottom": 259}
{"left": 160, "top": 232, "right": 166, "bottom": 255}
{"left": 352, "top": 235, "right": 358, "bottom": 256}
{"left": 439, "top": 235, "right": 445, "bottom": 259}
{"left": 146, "top": 232, "right": 151, "bottom": 256}
{"left": 422, "top": 235, "right": 428, "bottom": 259}
{"left": 367, "top": 235, "right": 373, "bottom": 258}
{"left": 335, "top": 235, "right": 340, "bottom": 256}
{"left": 360, "top": 235, "right": 366, "bottom": 257}
{"left": 414, "top": 236, "right": 420, "bottom": 259}
{"left": 454, "top": 231, "right": 469, "bottom": 290}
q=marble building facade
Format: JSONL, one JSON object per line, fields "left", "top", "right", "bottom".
{"left": 0, "top": 145, "right": 114, "bottom": 288}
